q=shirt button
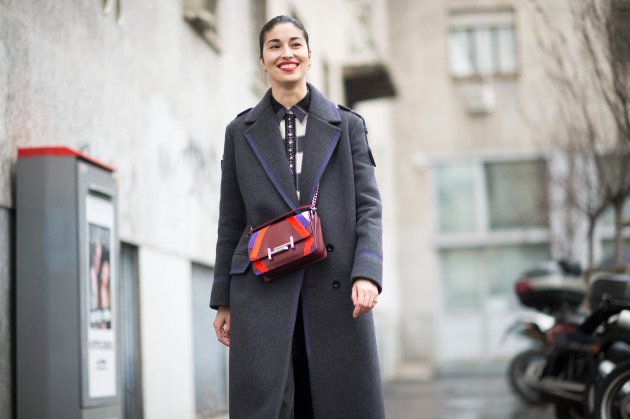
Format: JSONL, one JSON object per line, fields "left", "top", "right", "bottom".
{"left": 332, "top": 280, "right": 341, "bottom": 289}
{"left": 326, "top": 244, "right": 334, "bottom": 252}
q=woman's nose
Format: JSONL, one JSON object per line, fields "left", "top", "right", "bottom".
{"left": 281, "top": 45, "right": 293, "bottom": 58}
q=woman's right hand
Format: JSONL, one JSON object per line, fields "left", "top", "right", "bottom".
{"left": 213, "top": 306, "right": 231, "bottom": 347}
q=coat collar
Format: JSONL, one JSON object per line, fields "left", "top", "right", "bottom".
{"left": 244, "top": 84, "right": 342, "bottom": 210}
{"left": 244, "top": 83, "right": 341, "bottom": 125}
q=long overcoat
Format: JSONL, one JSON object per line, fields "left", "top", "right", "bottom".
{"left": 210, "top": 84, "right": 385, "bottom": 418}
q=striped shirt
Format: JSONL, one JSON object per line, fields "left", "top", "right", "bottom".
{"left": 271, "top": 91, "right": 310, "bottom": 201}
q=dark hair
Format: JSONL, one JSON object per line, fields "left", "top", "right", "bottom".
{"left": 259, "top": 15, "right": 310, "bottom": 57}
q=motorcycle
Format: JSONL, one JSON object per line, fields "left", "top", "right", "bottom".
{"left": 587, "top": 276, "right": 630, "bottom": 419}
{"left": 505, "top": 260, "right": 586, "bottom": 406}
{"left": 506, "top": 261, "right": 630, "bottom": 418}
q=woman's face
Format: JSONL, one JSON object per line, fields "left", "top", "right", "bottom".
{"left": 260, "top": 23, "right": 311, "bottom": 88}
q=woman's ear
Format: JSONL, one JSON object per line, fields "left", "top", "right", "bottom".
{"left": 259, "top": 56, "right": 266, "bottom": 72}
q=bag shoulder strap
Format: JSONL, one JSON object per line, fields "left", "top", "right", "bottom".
{"left": 311, "top": 184, "right": 320, "bottom": 208}
{"left": 248, "top": 184, "right": 321, "bottom": 235}
{"left": 248, "top": 204, "right": 313, "bottom": 235}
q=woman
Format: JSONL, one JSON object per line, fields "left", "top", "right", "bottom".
{"left": 211, "top": 15, "right": 385, "bottom": 419}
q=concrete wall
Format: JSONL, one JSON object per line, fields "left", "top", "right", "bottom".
{"left": 0, "top": 0, "right": 266, "bottom": 262}
{"left": 0, "top": 0, "right": 255, "bottom": 416}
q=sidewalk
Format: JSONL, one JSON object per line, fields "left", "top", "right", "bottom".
{"left": 383, "top": 365, "right": 555, "bottom": 419}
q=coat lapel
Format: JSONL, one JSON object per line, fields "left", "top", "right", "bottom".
{"left": 243, "top": 85, "right": 342, "bottom": 210}
{"left": 299, "top": 84, "right": 342, "bottom": 206}
{"left": 244, "top": 91, "right": 299, "bottom": 209}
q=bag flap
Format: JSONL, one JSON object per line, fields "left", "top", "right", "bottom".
{"left": 247, "top": 210, "right": 314, "bottom": 263}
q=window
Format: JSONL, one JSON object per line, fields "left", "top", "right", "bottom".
{"left": 347, "top": 0, "right": 378, "bottom": 57}
{"left": 601, "top": 238, "right": 630, "bottom": 265}
{"left": 434, "top": 158, "right": 548, "bottom": 234}
{"left": 441, "top": 244, "right": 549, "bottom": 310}
{"left": 434, "top": 158, "right": 550, "bottom": 311}
{"left": 184, "top": 0, "right": 221, "bottom": 52}
{"left": 435, "top": 163, "right": 477, "bottom": 233}
{"left": 600, "top": 200, "right": 630, "bottom": 228}
{"left": 448, "top": 11, "right": 517, "bottom": 78}
{"left": 485, "top": 160, "right": 548, "bottom": 229}
{"left": 599, "top": 200, "right": 630, "bottom": 266}
{"left": 191, "top": 263, "right": 228, "bottom": 418}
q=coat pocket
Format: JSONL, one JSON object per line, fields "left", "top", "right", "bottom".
{"left": 230, "top": 251, "right": 251, "bottom": 275}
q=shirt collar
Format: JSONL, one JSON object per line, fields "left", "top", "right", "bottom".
{"left": 271, "top": 90, "right": 310, "bottom": 123}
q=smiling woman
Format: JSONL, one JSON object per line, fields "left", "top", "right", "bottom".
{"left": 210, "top": 15, "right": 385, "bottom": 419}
{"left": 259, "top": 17, "right": 311, "bottom": 95}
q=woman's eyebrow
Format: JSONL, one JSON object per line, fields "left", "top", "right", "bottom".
{"left": 266, "top": 36, "right": 304, "bottom": 45}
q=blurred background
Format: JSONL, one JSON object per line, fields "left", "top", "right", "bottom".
{"left": 1, "top": 0, "right": 629, "bottom": 418}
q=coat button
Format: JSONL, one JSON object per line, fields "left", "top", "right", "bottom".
{"left": 332, "top": 280, "right": 341, "bottom": 289}
{"left": 326, "top": 244, "right": 334, "bottom": 252}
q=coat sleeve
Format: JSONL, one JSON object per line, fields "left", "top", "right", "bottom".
{"left": 349, "top": 116, "right": 384, "bottom": 293}
{"left": 210, "top": 123, "right": 247, "bottom": 309}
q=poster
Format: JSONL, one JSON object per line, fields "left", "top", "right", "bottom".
{"left": 89, "top": 224, "right": 112, "bottom": 329}
{"left": 86, "top": 193, "right": 117, "bottom": 399}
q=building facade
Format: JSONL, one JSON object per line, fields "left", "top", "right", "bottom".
{"left": 388, "top": 0, "right": 630, "bottom": 367}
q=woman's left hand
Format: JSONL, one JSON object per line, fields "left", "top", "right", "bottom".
{"left": 351, "top": 279, "right": 379, "bottom": 318}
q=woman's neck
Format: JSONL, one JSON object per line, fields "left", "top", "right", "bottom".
{"left": 271, "top": 82, "right": 308, "bottom": 109}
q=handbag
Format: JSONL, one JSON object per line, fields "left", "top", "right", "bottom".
{"left": 246, "top": 188, "right": 327, "bottom": 281}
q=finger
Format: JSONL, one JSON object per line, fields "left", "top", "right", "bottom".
{"left": 224, "top": 321, "right": 231, "bottom": 340}
{"left": 353, "top": 298, "right": 361, "bottom": 318}
{"left": 351, "top": 283, "right": 358, "bottom": 305}
{"left": 213, "top": 319, "right": 224, "bottom": 342}
{"left": 221, "top": 333, "right": 231, "bottom": 347}
{"left": 219, "top": 326, "right": 230, "bottom": 347}
{"left": 362, "top": 292, "right": 371, "bottom": 316}
{"left": 214, "top": 314, "right": 230, "bottom": 346}
{"left": 355, "top": 288, "right": 366, "bottom": 317}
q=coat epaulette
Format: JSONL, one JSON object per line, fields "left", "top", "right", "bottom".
{"left": 337, "top": 104, "right": 376, "bottom": 167}
{"left": 235, "top": 107, "right": 252, "bottom": 119}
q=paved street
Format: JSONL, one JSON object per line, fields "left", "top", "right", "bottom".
{"left": 384, "top": 368, "right": 555, "bottom": 419}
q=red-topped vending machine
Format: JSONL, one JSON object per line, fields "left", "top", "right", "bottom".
{"left": 16, "top": 146, "right": 121, "bottom": 419}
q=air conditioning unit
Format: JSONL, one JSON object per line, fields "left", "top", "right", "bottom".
{"left": 461, "top": 82, "right": 496, "bottom": 115}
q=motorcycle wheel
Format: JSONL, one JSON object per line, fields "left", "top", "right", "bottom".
{"left": 554, "top": 399, "right": 586, "bottom": 419}
{"left": 508, "top": 349, "right": 546, "bottom": 405}
{"left": 594, "top": 360, "right": 630, "bottom": 419}
{"left": 584, "top": 371, "right": 602, "bottom": 417}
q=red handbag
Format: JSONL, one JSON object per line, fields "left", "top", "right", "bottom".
{"left": 247, "top": 197, "right": 327, "bottom": 281}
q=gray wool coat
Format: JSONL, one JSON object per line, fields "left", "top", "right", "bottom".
{"left": 210, "top": 83, "right": 385, "bottom": 419}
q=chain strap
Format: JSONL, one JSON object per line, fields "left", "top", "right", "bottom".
{"left": 311, "top": 184, "right": 319, "bottom": 208}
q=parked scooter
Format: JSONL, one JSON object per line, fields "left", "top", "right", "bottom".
{"left": 587, "top": 275, "right": 630, "bottom": 419}
{"left": 506, "top": 260, "right": 586, "bottom": 406}
{"left": 506, "top": 261, "right": 630, "bottom": 419}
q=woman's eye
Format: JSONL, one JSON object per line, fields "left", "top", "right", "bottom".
{"left": 292, "top": 43, "right": 302, "bottom": 48}
{"left": 269, "top": 45, "right": 279, "bottom": 49}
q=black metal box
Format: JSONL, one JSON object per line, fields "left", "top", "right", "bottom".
{"left": 515, "top": 260, "right": 586, "bottom": 312}
{"left": 589, "top": 273, "right": 630, "bottom": 310}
